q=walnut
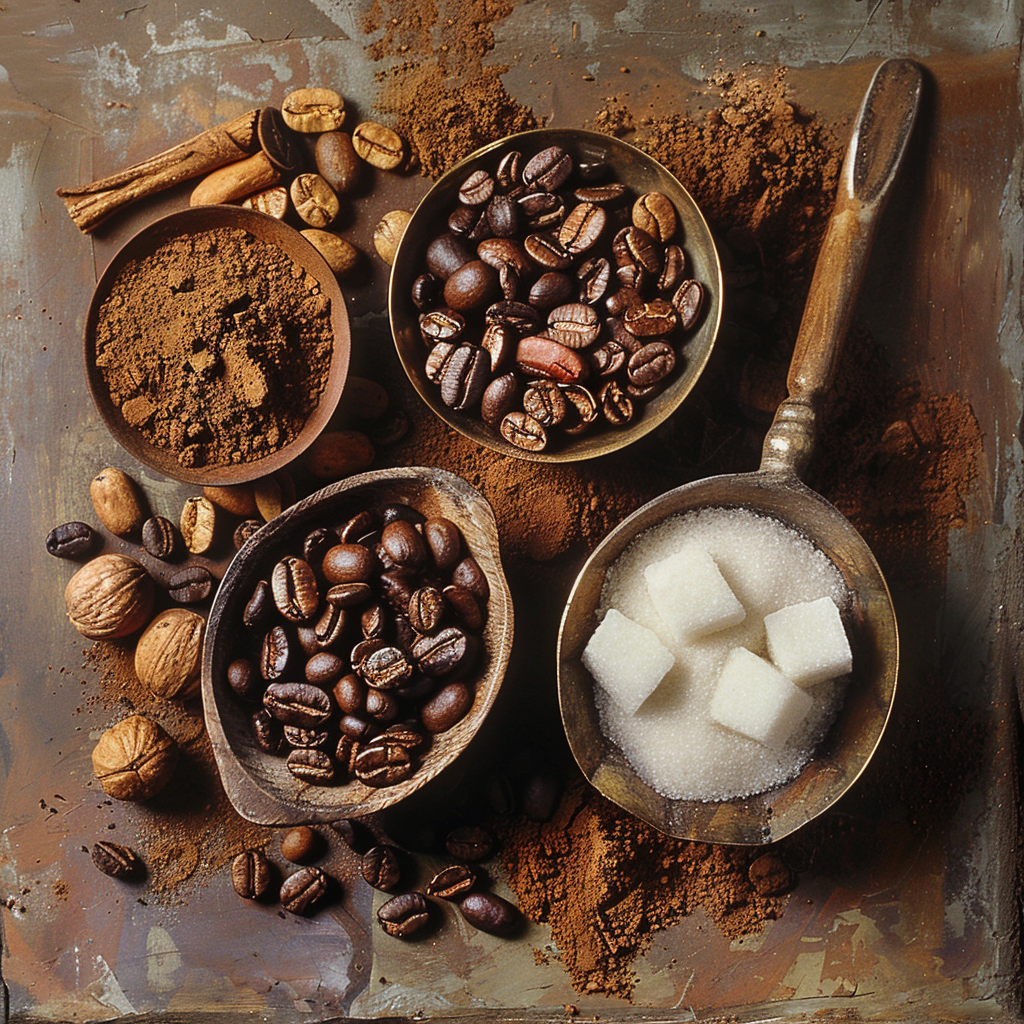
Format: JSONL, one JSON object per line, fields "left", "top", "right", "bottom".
{"left": 64, "top": 553, "right": 154, "bottom": 639}
{"left": 134, "top": 608, "right": 205, "bottom": 700}
{"left": 91, "top": 715, "right": 178, "bottom": 800}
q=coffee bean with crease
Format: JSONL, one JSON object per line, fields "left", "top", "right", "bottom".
{"left": 264, "top": 681, "right": 332, "bottom": 729}
{"left": 234, "top": 519, "right": 263, "bottom": 550}
{"left": 516, "top": 336, "right": 587, "bottom": 384}
{"left": 252, "top": 709, "right": 283, "bottom": 754}
{"left": 286, "top": 748, "right": 335, "bottom": 783}
{"left": 672, "top": 278, "right": 705, "bottom": 330}
{"left": 377, "top": 892, "right": 431, "bottom": 938}
{"left": 284, "top": 725, "right": 330, "bottom": 749}
{"left": 480, "top": 322, "right": 515, "bottom": 372}
{"left": 353, "top": 739, "right": 413, "bottom": 786}
{"left": 599, "top": 379, "right": 635, "bottom": 425}
{"left": 439, "top": 344, "right": 490, "bottom": 411}
{"left": 46, "top": 521, "right": 97, "bottom": 560}
{"left": 481, "top": 373, "right": 522, "bottom": 427}
{"left": 260, "top": 625, "right": 292, "bottom": 681}
{"left": 628, "top": 341, "right": 677, "bottom": 387}
{"left": 168, "top": 565, "right": 214, "bottom": 604}
{"left": 624, "top": 298, "right": 678, "bottom": 338}
{"left": 459, "top": 169, "right": 494, "bottom": 206}
{"left": 496, "top": 149, "right": 521, "bottom": 188}
{"left": 485, "top": 299, "right": 541, "bottom": 333}
{"left": 558, "top": 201, "right": 606, "bottom": 254}
{"left": 425, "top": 341, "right": 456, "bottom": 382}
{"left": 91, "top": 840, "right": 141, "bottom": 880}
{"left": 445, "top": 825, "right": 495, "bottom": 861}
{"left": 232, "top": 850, "right": 271, "bottom": 899}
{"left": 326, "top": 581, "right": 373, "bottom": 608}
{"left": 523, "top": 379, "right": 567, "bottom": 427}
{"left": 361, "top": 645, "right": 414, "bottom": 690}
{"left": 524, "top": 231, "right": 572, "bottom": 270}
{"left": 412, "top": 626, "right": 471, "bottom": 677}
{"left": 408, "top": 586, "right": 446, "bottom": 633}
{"left": 411, "top": 273, "right": 440, "bottom": 311}
{"left": 588, "top": 339, "right": 627, "bottom": 377}
{"left": 486, "top": 194, "right": 520, "bottom": 236}
{"left": 425, "top": 864, "right": 476, "bottom": 900}
{"left": 632, "top": 190, "right": 677, "bottom": 242}
{"left": 141, "top": 516, "right": 181, "bottom": 561}
{"left": 314, "top": 602, "right": 347, "bottom": 649}
{"left": 658, "top": 244, "right": 686, "bottom": 292}
{"left": 272, "top": 556, "right": 319, "bottom": 622}
{"left": 577, "top": 256, "right": 611, "bottom": 303}
{"left": 547, "top": 302, "right": 600, "bottom": 349}
{"left": 362, "top": 845, "right": 402, "bottom": 890}
{"left": 280, "top": 866, "right": 329, "bottom": 915}
{"left": 523, "top": 145, "right": 572, "bottom": 191}
{"left": 561, "top": 383, "right": 599, "bottom": 434}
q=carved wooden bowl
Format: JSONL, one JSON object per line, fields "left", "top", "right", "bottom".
{"left": 201, "top": 467, "right": 514, "bottom": 825}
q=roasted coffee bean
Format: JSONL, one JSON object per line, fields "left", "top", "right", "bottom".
{"left": 481, "top": 373, "right": 522, "bottom": 427}
{"left": 140, "top": 516, "right": 180, "bottom": 560}
{"left": 351, "top": 120, "right": 404, "bottom": 169}
{"left": 523, "top": 145, "right": 572, "bottom": 191}
{"left": 281, "top": 825, "right": 321, "bottom": 863}
{"left": 624, "top": 298, "right": 678, "bottom": 337}
{"left": 459, "top": 169, "right": 494, "bottom": 205}
{"left": 332, "top": 672, "right": 366, "bottom": 715}
{"left": 574, "top": 182, "right": 628, "bottom": 203}
{"left": 353, "top": 739, "right": 413, "bottom": 786}
{"left": 315, "top": 130, "right": 360, "bottom": 193}
{"left": 485, "top": 299, "right": 542, "bottom": 332}
{"left": 365, "top": 687, "right": 400, "bottom": 722}
{"left": 523, "top": 379, "right": 568, "bottom": 427}
{"left": 547, "top": 303, "right": 600, "bottom": 349}
{"left": 497, "top": 259, "right": 519, "bottom": 299}
{"left": 252, "top": 709, "right": 284, "bottom": 754}
{"left": 425, "top": 864, "right": 477, "bottom": 900}
{"left": 234, "top": 519, "right": 263, "bottom": 550}
{"left": 412, "top": 626, "right": 471, "bottom": 677}
{"left": 302, "top": 527, "right": 337, "bottom": 570}
{"left": 360, "top": 601, "right": 387, "bottom": 640}
{"left": 284, "top": 725, "right": 330, "bottom": 748}
{"left": 45, "top": 521, "right": 96, "bottom": 560}
{"left": 521, "top": 770, "right": 563, "bottom": 822}
{"left": 672, "top": 278, "right": 705, "bottom": 330}
{"left": 606, "top": 314, "right": 643, "bottom": 354}
{"left": 326, "top": 582, "right": 373, "bottom": 608}
{"left": 227, "top": 657, "right": 258, "bottom": 700}
{"left": 180, "top": 496, "right": 216, "bottom": 554}
{"left": 477, "top": 236, "right": 532, "bottom": 274}
{"left": 496, "top": 149, "right": 521, "bottom": 188}
{"left": 322, "top": 543, "right": 378, "bottom": 585}
{"left": 658, "top": 243, "right": 686, "bottom": 292}
{"left": 377, "top": 891, "right": 431, "bottom": 938}
{"left": 748, "top": 853, "right": 794, "bottom": 896}
{"left": 627, "top": 340, "right": 677, "bottom": 386}
{"left": 426, "top": 234, "right": 474, "bottom": 279}
{"left": 286, "top": 747, "right": 336, "bottom": 783}
{"left": 524, "top": 231, "right": 571, "bottom": 270}
{"left": 282, "top": 88, "right": 345, "bottom": 133}
{"left": 168, "top": 565, "right": 214, "bottom": 604}
{"left": 242, "top": 185, "right": 289, "bottom": 219}
{"left": 518, "top": 191, "right": 564, "bottom": 228}
{"left": 296, "top": 626, "right": 320, "bottom": 657}
{"left": 420, "top": 680, "right": 472, "bottom": 732}
{"left": 378, "top": 521, "right": 424, "bottom": 570}
{"left": 232, "top": 850, "right": 271, "bottom": 898}
{"left": 443, "top": 260, "right": 500, "bottom": 312}
{"left": 305, "top": 651, "right": 346, "bottom": 686}
{"left": 264, "top": 681, "right": 332, "bottom": 728}
{"left": 382, "top": 722, "right": 425, "bottom": 750}
{"left": 528, "top": 271, "right": 574, "bottom": 310}
{"left": 411, "top": 272, "right": 441, "bottom": 311}
{"left": 279, "top": 866, "right": 329, "bottom": 914}
{"left": 361, "top": 645, "right": 414, "bottom": 689}
{"left": 459, "top": 891, "right": 520, "bottom": 936}
{"left": 290, "top": 173, "right": 339, "bottom": 229}
{"left": 561, "top": 383, "right": 599, "bottom": 434}
{"left": 258, "top": 105, "right": 301, "bottom": 172}
{"left": 373, "top": 210, "right": 411, "bottom": 266}
{"left": 632, "top": 190, "right": 677, "bottom": 242}
{"left": 502, "top": 409, "right": 547, "bottom": 450}
{"left": 362, "top": 845, "right": 402, "bottom": 890}
{"left": 515, "top": 336, "right": 587, "bottom": 384}
{"left": 260, "top": 625, "right": 292, "bottom": 681}
{"left": 408, "top": 586, "right": 445, "bottom": 633}
{"left": 605, "top": 286, "right": 643, "bottom": 316}
{"left": 577, "top": 256, "right": 611, "bottom": 303}
{"left": 422, "top": 517, "right": 461, "bottom": 572}
{"left": 351, "top": 637, "right": 387, "bottom": 672}
{"left": 588, "top": 338, "right": 627, "bottom": 377}
{"left": 443, "top": 584, "right": 484, "bottom": 631}
{"left": 439, "top": 344, "right": 490, "bottom": 411}
{"left": 613, "top": 225, "right": 661, "bottom": 274}
{"left": 451, "top": 555, "right": 488, "bottom": 600}
{"left": 313, "top": 603, "right": 347, "bottom": 649}
{"left": 599, "top": 379, "right": 634, "bottom": 426}
{"left": 339, "top": 509, "right": 379, "bottom": 544}
{"left": 558, "top": 201, "right": 606, "bottom": 255}
{"left": 486, "top": 193, "right": 520, "bottom": 236}
{"left": 445, "top": 824, "right": 494, "bottom": 861}
{"left": 91, "top": 840, "right": 141, "bottom": 880}
{"left": 448, "top": 204, "right": 482, "bottom": 237}
{"left": 271, "top": 556, "right": 319, "bottom": 622}
{"left": 338, "top": 714, "right": 375, "bottom": 741}
{"left": 476, "top": 323, "right": 511, "bottom": 374}
{"left": 425, "top": 341, "right": 456, "bottom": 382}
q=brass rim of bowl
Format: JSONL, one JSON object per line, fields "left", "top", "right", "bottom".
{"left": 84, "top": 205, "right": 351, "bottom": 486}
{"left": 389, "top": 127, "right": 723, "bottom": 463}
{"left": 201, "top": 466, "right": 515, "bottom": 825}
{"left": 557, "top": 472, "right": 899, "bottom": 845}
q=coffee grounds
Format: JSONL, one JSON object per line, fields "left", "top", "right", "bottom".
{"left": 94, "top": 225, "right": 334, "bottom": 469}
{"left": 363, "top": 0, "right": 539, "bottom": 177}
{"left": 84, "top": 641, "right": 273, "bottom": 897}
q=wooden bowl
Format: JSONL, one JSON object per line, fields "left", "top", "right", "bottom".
{"left": 84, "top": 205, "right": 351, "bottom": 486}
{"left": 389, "top": 128, "right": 722, "bottom": 462}
{"left": 201, "top": 467, "right": 514, "bottom": 825}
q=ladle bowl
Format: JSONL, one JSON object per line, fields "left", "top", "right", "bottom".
{"left": 558, "top": 58, "right": 922, "bottom": 844}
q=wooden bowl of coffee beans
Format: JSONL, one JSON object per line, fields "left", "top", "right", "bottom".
{"left": 388, "top": 128, "right": 722, "bottom": 461}
{"left": 201, "top": 466, "right": 514, "bottom": 824}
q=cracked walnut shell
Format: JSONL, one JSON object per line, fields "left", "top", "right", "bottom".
{"left": 134, "top": 608, "right": 205, "bottom": 700}
{"left": 91, "top": 715, "right": 178, "bottom": 800}
{"left": 64, "top": 553, "right": 155, "bottom": 639}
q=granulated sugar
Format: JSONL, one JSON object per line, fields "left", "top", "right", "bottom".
{"left": 595, "top": 506, "right": 850, "bottom": 801}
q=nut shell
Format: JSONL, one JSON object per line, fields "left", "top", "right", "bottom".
{"left": 65, "top": 554, "right": 155, "bottom": 639}
{"left": 91, "top": 715, "right": 179, "bottom": 800}
{"left": 134, "top": 608, "right": 206, "bottom": 700}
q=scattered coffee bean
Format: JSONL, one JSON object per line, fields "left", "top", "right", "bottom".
{"left": 227, "top": 657, "right": 258, "bottom": 699}
{"left": 45, "top": 521, "right": 96, "bottom": 560}
{"left": 257, "top": 106, "right": 301, "bottom": 173}
{"left": 141, "top": 515, "right": 181, "bottom": 561}
{"left": 242, "top": 185, "right": 289, "bottom": 219}
{"left": 374, "top": 210, "right": 412, "bottom": 265}
{"left": 459, "top": 891, "right": 520, "bottom": 936}
{"left": 445, "top": 824, "right": 495, "bottom": 862}
{"left": 90, "top": 467, "right": 145, "bottom": 536}
{"left": 425, "top": 864, "right": 477, "bottom": 900}
{"left": 232, "top": 850, "right": 272, "bottom": 898}
{"left": 279, "top": 865, "right": 329, "bottom": 914}
{"left": 180, "top": 496, "right": 216, "bottom": 554}
{"left": 301, "top": 228, "right": 359, "bottom": 276}
{"left": 377, "top": 892, "right": 431, "bottom": 938}
{"left": 290, "top": 173, "right": 339, "bottom": 228}
{"left": 352, "top": 121, "right": 404, "bottom": 169}
{"left": 168, "top": 565, "right": 215, "bottom": 604}
{"left": 91, "top": 840, "right": 141, "bottom": 880}
{"left": 315, "top": 130, "right": 360, "bottom": 193}
{"left": 281, "top": 825, "right": 321, "bottom": 864}
{"left": 282, "top": 88, "right": 345, "bottom": 133}
{"left": 361, "top": 845, "right": 402, "bottom": 890}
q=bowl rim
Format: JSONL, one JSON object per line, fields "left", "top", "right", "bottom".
{"left": 201, "top": 465, "right": 515, "bottom": 825}
{"left": 388, "top": 126, "right": 724, "bottom": 463}
{"left": 84, "top": 204, "right": 351, "bottom": 486}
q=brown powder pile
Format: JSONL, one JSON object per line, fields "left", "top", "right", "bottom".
{"left": 498, "top": 780, "right": 787, "bottom": 998}
{"left": 94, "top": 225, "right": 334, "bottom": 469}
{"left": 363, "top": 0, "right": 539, "bottom": 177}
{"left": 85, "top": 641, "right": 273, "bottom": 896}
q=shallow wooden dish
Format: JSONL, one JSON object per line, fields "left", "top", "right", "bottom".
{"left": 84, "top": 205, "right": 351, "bottom": 486}
{"left": 389, "top": 127, "right": 723, "bottom": 462}
{"left": 201, "top": 466, "right": 514, "bottom": 825}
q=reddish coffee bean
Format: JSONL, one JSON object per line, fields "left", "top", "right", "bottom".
{"left": 459, "top": 891, "right": 520, "bottom": 936}
{"left": 515, "top": 336, "right": 587, "bottom": 384}
{"left": 281, "top": 825, "right": 321, "bottom": 864}
{"left": 332, "top": 672, "right": 367, "bottom": 715}
{"left": 420, "top": 680, "right": 472, "bottom": 732}
{"left": 322, "top": 543, "right": 378, "bottom": 585}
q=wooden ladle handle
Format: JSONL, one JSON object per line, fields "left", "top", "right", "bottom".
{"left": 761, "top": 58, "right": 923, "bottom": 476}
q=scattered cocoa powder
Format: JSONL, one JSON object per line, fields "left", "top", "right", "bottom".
{"left": 94, "top": 225, "right": 334, "bottom": 469}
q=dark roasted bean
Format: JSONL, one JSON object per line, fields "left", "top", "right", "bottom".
{"left": 332, "top": 672, "right": 366, "bottom": 715}
{"left": 445, "top": 825, "right": 495, "bottom": 861}
{"left": 522, "top": 145, "right": 572, "bottom": 190}
{"left": 360, "top": 602, "right": 387, "bottom": 640}
{"left": 623, "top": 298, "right": 678, "bottom": 338}
{"left": 284, "top": 725, "right": 330, "bottom": 748}
{"left": 574, "top": 182, "right": 627, "bottom": 203}
{"left": 459, "top": 891, "right": 520, "bottom": 936}
{"left": 353, "top": 739, "right": 413, "bottom": 786}
{"left": 377, "top": 892, "right": 431, "bottom": 937}
{"left": 425, "top": 234, "right": 474, "bottom": 279}
{"left": 439, "top": 344, "right": 490, "bottom": 411}
{"left": 627, "top": 340, "right": 677, "bottom": 386}
{"left": 521, "top": 770, "right": 563, "bottom": 822}
{"left": 419, "top": 308, "right": 466, "bottom": 343}
{"left": 264, "top": 681, "right": 332, "bottom": 728}
{"left": 382, "top": 722, "right": 426, "bottom": 750}
{"left": 411, "top": 272, "right": 441, "bottom": 311}
{"left": 286, "top": 747, "right": 336, "bottom": 782}
{"left": 326, "top": 581, "right": 373, "bottom": 608}
{"left": 599, "top": 379, "right": 634, "bottom": 426}
{"left": 443, "top": 260, "right": 500, "bottom": 312}
{"left": 322, "top": 543, "right": 378, "bottom": 585}
{"left": 365, "top": 687, "right": 400, "bottom": 722}
{"left": 91, "top": 840, "right": 141, "bottom": 880}
{"left": 260, "top": 625, "right": 292, "bottom": 681}
{"left": 232, "top": 850, "right": 271, "bottom": 898}
{"left": 420, "top": 680, "right": 472, "bottom": 732}
{"left": 46, "top": 521, "right": 97, "bottom": 559}
{"left": 561, "top": 383, "right": 599, "bottom": 434}
{"left": 380, "top": 520, "right": 426, "bottom": 569}
{"left": 362, "top": 845, "right": 402, "bottom": 890}
{"left": 281, "top": 825, "right": 322, "bottom": 863}
{"left": 252, "top": 709, "right": 283, "bottom": 754}
{"left": 524, "top": 231, "right": 571, "bottom": 270}
{"left": 452, "top": 556, "right": 489, "bottom": 600}
{"left": 605, "top": 286, "right": 643, "bottom": 316}
{"left": 168, "top": 565, "right": 214, "bottom": 604}
{"left": 486, "top": 193, "right": 520, "bottom": 236}
{"left": 672, "top": 278, "right": 705, "bottom": 330}
{"left": 280, "top": 866, "right": 328, "bottom": 914}
{"left": 443, "top": 584, "right": 485, "bottom": 631}
{"left": 557, "top": 201, "right": 606, "bottom": 254}
{"left": 425, "top": 864, "right": 476, "bottom": 900}
{"left": 141, "top": 516, "right": 180, "bottom": 561}
{"left": 303, "top": 527, "right": 337, "bottom": 570}
{"left": 485, "top": 299, "right": 542, "bottom": 332}
{"left": 305, "top": 651, "right": 346, "bottom": 686}
{"left": 658, "top": 244, "right": 686, "bottom": 292}
{"left": 271, "top": 556, "right": 319, "bottom": 622}
{"left": 408, "top": 585, "right": 446, "bottom": 633}
{"left": 546, "top": 302, "right": 600, "bottom": 349}
{"left": 234, "top": 519, "right": 263, "bottom": 550}
{"left": 459, "top": 169, "right": 494, "bottom": 206}
{"left": 314, "top": 602, "right": 347, "bottom": 649}
{"left": 588, "top": 338, "right": 627, "bottom": 377}
{"left": 528, "top": 271, "right": 574, "bottom": 310}
{"left": 412, "top": 626, "right": 471, "bottom": 677}
{"left": 577, "top": 256, "right": 611, "bottom": 303}
{"left": 496, "top": 149, "right": 521, "bottom": 188}
{"left": 476, "top": 237, "right": 532, "bottom": 276}
{"left": 227, "top": 657, "right": 258, "bottom": 700}
{"left": 523, "top": 379, "right": 567, "bottom": 427}
{"left": 361, "top": 645, "right": 414, "bottom": 689}
{"left": 424, "top": 517, "right": 462, "bottom": 572}
{"left": 481, "top": 373, "right": 523, "bottom": 427}
{"left": 425, "top": 341, "right": 456, "bottom": 382}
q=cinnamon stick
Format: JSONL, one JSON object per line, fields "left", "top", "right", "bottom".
{"left": 56, "top": 109, "right": 261, "bottom": 233}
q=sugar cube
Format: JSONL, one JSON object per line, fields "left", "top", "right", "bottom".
{"left": 708, "top": 647, "right": 813, "bottom": 748}
{"left": 582, "top": 608, "right": 676, "bottom": 714}
{"left": 764, "top": 596, "right": 853, "bottom": 687}
{"left": 643, "top": 546, "right": 746, "bottom": 642}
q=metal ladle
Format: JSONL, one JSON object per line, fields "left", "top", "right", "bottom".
{"left": 557, "top": 58, "right": 923, "bottom": 844}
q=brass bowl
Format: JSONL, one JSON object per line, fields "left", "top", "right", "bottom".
{"left": 389, "top": 128, "right": 722, "bottom": 462}
{"left": 201, "top": 466, "right": 514, "bottom": 825}
{"left": 84, "top": 205, "right": 351, "bottom": 486}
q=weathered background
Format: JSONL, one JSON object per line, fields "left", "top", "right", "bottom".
{"left": 2, "top": 1, "right": 1023, "bottom": 1022}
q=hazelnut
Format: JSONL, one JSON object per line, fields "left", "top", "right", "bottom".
{"left": 64, "top": 553, "right": 155, "bottom": 639}
{"left": 134, "top": 608, "right": 205, "bottom": 700}
{"left": 91, "top": 715, "right": 178, "bottom": 800}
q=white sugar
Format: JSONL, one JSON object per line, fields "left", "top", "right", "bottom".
{"left": 644, "top": 547, "right": 745, "bottom": 641}
{"left": 591, "top": 506, "right": 851, "bottom": 801}
{"left": 765, "top": 596, "right": 853, "bottom": 687}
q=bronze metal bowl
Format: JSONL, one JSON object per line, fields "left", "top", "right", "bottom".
{"left": 389, "top": 128, "right": 722, "bottom": 462}
{"left": 84, "top": 205, "right": 351, "bottom": 486}
{"left": 201, "top": 466, "right": 514, "bottom": 825}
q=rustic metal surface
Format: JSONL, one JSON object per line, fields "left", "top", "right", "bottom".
{"left": 1, "top": 2, "right": 1023, "bottom": 1023}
